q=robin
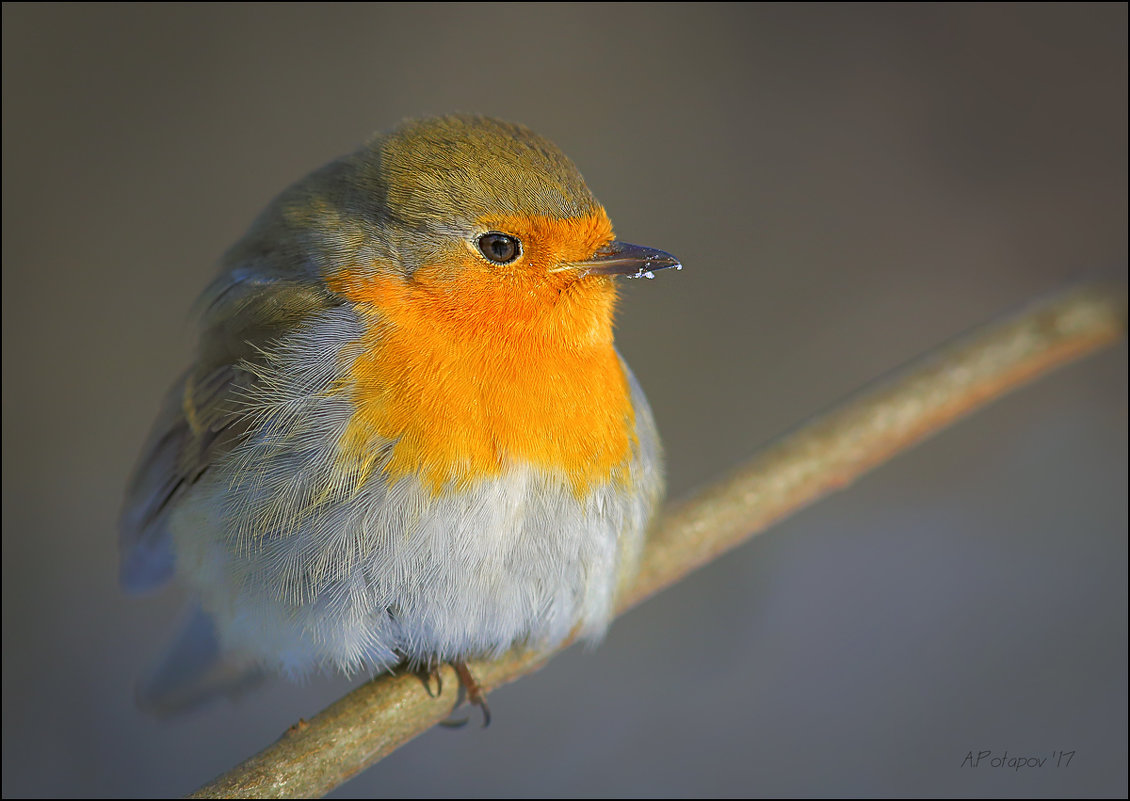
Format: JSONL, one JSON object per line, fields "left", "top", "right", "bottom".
{"left": 120, "top": 114, "right": 679, "bottom": 722}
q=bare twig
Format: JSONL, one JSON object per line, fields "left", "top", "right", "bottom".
{"left": 191, "top": 282, "right": 1126, "bottom": 799}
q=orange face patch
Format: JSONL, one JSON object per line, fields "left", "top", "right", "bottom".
{"left": 326, "top": 209, "right": 636, "bottom": 497}
{"left": 472, "top": 208, "right": 614, "bottom": 277}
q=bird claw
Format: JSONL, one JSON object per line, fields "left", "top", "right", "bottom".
{"left": 421, "top": 664, "right": 443, "bottom": 698}
{"left": 451, "top": 660, "right": 491, "bottom": 729}
{"left": 421, "top": 660, "right": 491, "bottom": 728}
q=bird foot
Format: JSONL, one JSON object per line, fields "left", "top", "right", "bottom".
{"left": 444, "top": 660, "right": 491, "bottom": 728}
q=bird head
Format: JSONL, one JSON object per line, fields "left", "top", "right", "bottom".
{"left": 228, "top": 114, "right": 678, "bottom": 342}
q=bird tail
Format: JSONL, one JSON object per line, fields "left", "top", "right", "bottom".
{"left": 136, "top": 605, "right": 266, "bottom": 717}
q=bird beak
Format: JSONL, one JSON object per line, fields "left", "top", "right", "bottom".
{"left": 563, "top": 241, "right": 682, "bottom": 280}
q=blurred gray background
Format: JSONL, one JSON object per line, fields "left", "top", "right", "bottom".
{"left": 2, "top": 4, "right": 1126, "bottom": 798}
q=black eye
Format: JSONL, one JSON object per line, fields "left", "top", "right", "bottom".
{"left": 477, "top": 232, "right": 521, "bottom": 265}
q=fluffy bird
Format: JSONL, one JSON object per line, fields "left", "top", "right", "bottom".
{"left": 120, "top": 114, "right": 679, "bottom": 718}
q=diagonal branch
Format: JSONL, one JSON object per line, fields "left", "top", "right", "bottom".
{"left": 190, "top": 282, "right": 1126, "bottom": 799}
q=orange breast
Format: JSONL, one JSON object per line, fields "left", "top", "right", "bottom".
{"left": 326, "top": 216, "right": 636, "bottom": 497}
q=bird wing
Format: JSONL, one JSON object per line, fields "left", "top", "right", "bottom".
{"left": 118, "top": 269, "right": 338, "bottom": 592}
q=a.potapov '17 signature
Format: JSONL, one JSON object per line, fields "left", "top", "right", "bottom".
{"left": 961, "top": 750, "right": 1076, "bottom": 771}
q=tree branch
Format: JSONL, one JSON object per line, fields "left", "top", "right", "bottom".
{"left": 191, "top": 282, "right": 1126, "bottom": 799}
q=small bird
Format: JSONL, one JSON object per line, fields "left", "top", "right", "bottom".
{"left": 120, "top": 114, "right": 679, "bottom": 720}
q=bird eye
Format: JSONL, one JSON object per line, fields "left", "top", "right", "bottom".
{"left": 476, "top": 232, "right": 521, "bottom": 265}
